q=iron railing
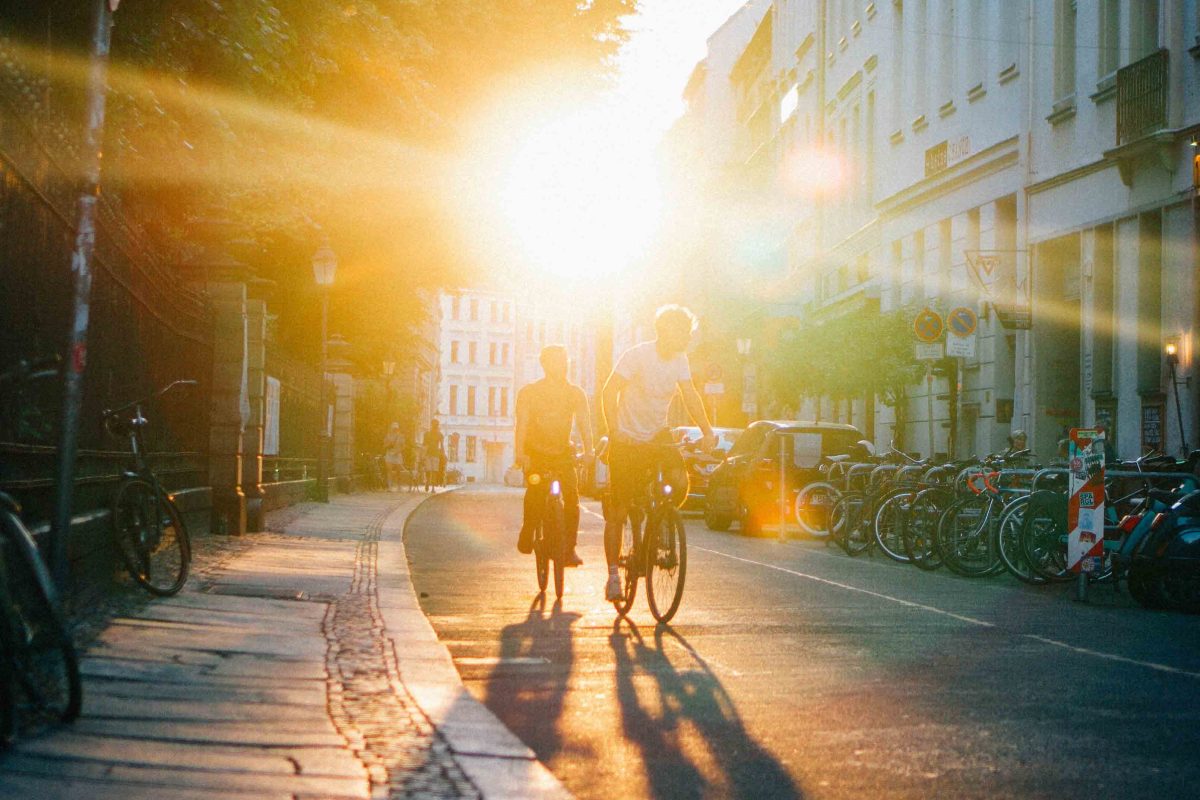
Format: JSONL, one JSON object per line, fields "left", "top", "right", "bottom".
{"left": 1117, "top": 49, "right": 1169, "bottom": 145}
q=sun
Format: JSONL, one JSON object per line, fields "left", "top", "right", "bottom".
{"left": 498, "top": 104, "right": 662, "bottom": 286}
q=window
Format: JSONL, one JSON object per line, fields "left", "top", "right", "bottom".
{"left": 1097, "top": 0, "right": 1119, "bottom": 77}
{"left": 465, "top": 436, "right": 477, "bottom": 463}
{"left": 501, "top": 387, "right": 509, "bottom": 417}
{"left": 939, "top": 0, "right": 956, "bottom": 103}
{"left": 490, "top": 301, "right": 498, "bottom": 322}
{"left": 1053, "top": 0, "right": 1076, "bottom": 102}
{"left": 502, "top": 343, "right": 510, "bottom": 365}
{"left": 466, "top": 385, "right": 476, "bottom": 415}
{"left": 449, "top": 385, "right": 458, "bottom": 415}
{"left": 469, "top": 299, "right": 479, "bottom": 321}
{"left": 488, "top": 386, "right": 497, "bottom": 416}
{"left": 451, "top": 295, "right": 460, "bottom": 320}
{"left": 447, "top": 433, "right": 460, "bottom": 462}
{"left": 489, "top": 342, "right": 497, "bottom": 365}
{"left": 968, "top": 0, "right": 985, "bottom": 88}
{"left": 502, "top": 304, "right": 510, "bottom": 323}
{"left": 865, "top": 92, "right": 875, "bottom": 202}
{"left": 914, "top": 0, "right": 928, "bottom": 112}
{"left": 892, "top": 0, "right": 905, "bottom": 130}
{"left": 1131, "top": 0, "right": 1159, "bottom": 62}
{"left": 525, "top": 322, "right": 533, "bottom": 344}
{"left": 468, "top": 341, "right": 477, "bottom": 364}
{"left": 450, "top": 340, "right": 459, "bottom": 363}
{"left": 939, "top": 218, "right": 952, "bottom": 298}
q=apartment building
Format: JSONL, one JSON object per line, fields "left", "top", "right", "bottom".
{"left": 677, "top": 0, "right": 1200, "bottom": 461}
{"left": 436, "top": 290, "right": 517, "bottom": 483}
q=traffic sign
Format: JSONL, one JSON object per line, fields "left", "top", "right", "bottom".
{"left": 913, "top": 308, "right": 943, "bottom": 343}
{"left": 914, "top": 342, "right": 944, "bottom": 360}
{"left": 947, "top": 306, "right": 978, "bottom": 336}
{"left": 946, "top": 334, "right": 976, "bottom": 358}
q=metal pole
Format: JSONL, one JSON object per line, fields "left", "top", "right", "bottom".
{"left": 926, "top": 362, "right": 935, "bottom": 459}
{"left": 51, "top": 0, "right": 114, "bottom": 589}
{"left": 1171, "top": 361, "right": 1189, "bottom": 456}
{"left": 316, "top": 291, "right": 330, "bottom": 502}
{"left": 778, "top": 434, "right": 788, "bottom": 542}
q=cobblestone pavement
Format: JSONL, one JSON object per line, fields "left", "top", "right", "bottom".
{"left": 0, "top": 490, "right": 551, "bottom": 799}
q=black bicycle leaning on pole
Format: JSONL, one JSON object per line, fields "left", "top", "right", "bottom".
{"left": 0, "top": 359, "right": 83, "bottom": 744}
{"left": 103, "top": 380, "right": 197, "bottom": 596}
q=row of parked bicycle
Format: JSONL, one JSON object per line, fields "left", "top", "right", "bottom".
{"left": 0, "top": 359, "right": 196, "bottom": 745}
{"left": 781, "top": 447, "right": 1200, "bottom": 612}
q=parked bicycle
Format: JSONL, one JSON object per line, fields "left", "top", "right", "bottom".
{"left": 102, "top": 380, "right": 196, "bottom": 596}
{"left": 0, "top": 359, "right": 83, "bottom": 744}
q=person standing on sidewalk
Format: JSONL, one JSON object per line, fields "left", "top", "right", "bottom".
{"left": 384, "top": 422, "right": 406, "bottom": 492}
{"left": 422, "top": 418, "right": 446, "bottom": 492}
{"left": 513, "top": 345, "right": 594, "bottom": 567}
{"left": 600, "top": 305, "right": 716, "bottom": 601}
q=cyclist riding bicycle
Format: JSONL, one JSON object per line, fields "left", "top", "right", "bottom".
{"left": 600, "top": 305, "right": 716, "bottom": 602}
{"left": 514, "top": 345, "right": 594, "bottom": 567}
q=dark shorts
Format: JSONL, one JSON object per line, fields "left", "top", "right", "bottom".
{"left": 608, "top": 440, "right": 686, "bottom": 513}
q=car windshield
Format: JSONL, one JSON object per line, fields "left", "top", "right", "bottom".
{"left": 773, "top": 428, "right": 863, "bottom": 463}
{"left": 674, "top": 426, "right": 740, "bottom": 453}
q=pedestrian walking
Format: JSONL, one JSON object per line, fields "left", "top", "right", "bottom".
{"left": 422, "top": 419, "right": 446, "bottom": 492}
{"left": 384, "top": 422, "right": 406, "bottom": 492}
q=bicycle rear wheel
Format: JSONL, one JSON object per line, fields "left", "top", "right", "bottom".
{"left": 0, "top": 514, "right": 81, "bottom": 726}
{"left": 830, "top": 492, "right": 871, "bottom": 556}
{"left": 904, "top": 488, "right": 948, "bottom": 570}
{"left": 112, "top": 478, "right": 191, "bottom": 596}
{"left": 646, "top": 507, "right": 687, "bottom": 623}
{"left": 794, "top": 482, "right": 840, "bottom": 537}
{"left": 939, "top": 495, "right": 999, "bottom": 577}
{"left": 612, "top": 516, "right": 639, "bottom": 618}
{"left": 873, "top": 490, "right": 914, "bottom": 563}
{"left": 995, "top": 496, "right": 1048, "bottom": 585}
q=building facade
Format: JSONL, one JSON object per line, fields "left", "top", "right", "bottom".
{"left": 675, "top": 0, "right": 1200, "bottom": 461}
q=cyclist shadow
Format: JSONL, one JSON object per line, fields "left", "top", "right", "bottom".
{"left": 483, "top": 592, "right": 579, "bottom": 760}
{"left": 610, "top": 621, "right": 803, "bottom": 800}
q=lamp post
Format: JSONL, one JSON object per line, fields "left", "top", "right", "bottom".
{"left": 1165, "top": 340, "right": 1190, "bottom": 457}
{"left": 382, "top": 357, "right": 396, "bottom": 427}
{"left": 313, "top": 240, "right": 337, "bottom": 502}
{"left": 736, "top": 338, "right": 754, "bottom": 422}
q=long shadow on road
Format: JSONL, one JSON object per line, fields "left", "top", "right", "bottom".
{"left": 483, "top": 593, "right": 579, "bottom": 761}
{"left": 610, "top": 621, "right": 803, "bottom": 800}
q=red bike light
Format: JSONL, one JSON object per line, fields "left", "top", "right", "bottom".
{"left": 1119, "top": 514, "right": 1142, "bottom": 535}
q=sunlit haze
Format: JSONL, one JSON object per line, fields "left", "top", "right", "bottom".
{"left": 464, "top": 1, "right": 749, "bottom": 293}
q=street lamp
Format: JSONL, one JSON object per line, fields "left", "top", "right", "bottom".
{"left": 736, "top": 338, "right": 754, "bottom": 421}
{"left": 313, "top": 240, "right": 337, "bottom": 502}
{"left": 382, "top": 357, "right": 396, "bottom": 427}
{"left": 1165, "top": 339, "right": 1190, "bottom": 457}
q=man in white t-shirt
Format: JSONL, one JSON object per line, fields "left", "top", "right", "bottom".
{"left": 600, "top": 305, "right": 717, "bottom": 602}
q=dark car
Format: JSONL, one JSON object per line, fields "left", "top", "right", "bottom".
{"left": 671, "top": 426, "right": 742, "bottom": 512}
{"left": 703, "top": 420, "right": 864, "bottom": 535}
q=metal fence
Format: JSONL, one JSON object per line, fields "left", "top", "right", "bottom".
{"left": 0, "top": 31, "right": 211, "bottom": 528}
{"left": 1117, "top": 48, "right": 1169, "bottom": 146}
{"left": 264, "top": 345, "right": 323, "bottom": 480}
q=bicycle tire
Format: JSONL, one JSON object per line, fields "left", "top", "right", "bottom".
{"left": 938, "top": 495, "right": 999, "bottom": 577}
{"left": 0, "top": 513, "right": 82, "bottom": 725}
{"left": 0, "top": 558, "right": 18, "bottom": 747}
{"left": 904, "top": 488, "right": 949, "bottom": 570}
{"left": 533, "top": 522, "right": 549, "bottom": 592}
{"left": 112, "top": 478, "right": 191, "bottom": 596}
{"left": 646, "top": 506, "right": 687, "bottom": 623}
{"left": 873, "top": 490, "right": 914, "bottom": 563}
{"left": 994, "top": 497, "right": 1048, "bottom": 585}
{"left": 546, "top": 493, "right": 566, "bottom": 600}
{"left": 794, "top": 482, "right": 840, "bottom": 538}
{"left": 830, "top": 492, "right": 871, "bottom": 556}
{"left": 1020, "top": 491, "right": 1072, "bottom": 582}
{"left": 612, "top": 514, "right": 639, "bottom": 617}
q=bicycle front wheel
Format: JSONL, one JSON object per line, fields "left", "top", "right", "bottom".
{"left": 545, "top": 494, "right": 566, "bottom": 600}
{"left": 830, "top": 492, "right": 871, "bottom": 556}
{"left": 0, "top": 514, "right": 81, "bottom": 726}
{"left": 794, "top": 482, "right": 840, "bottom": 537}
{"left": 112, "top": 479, "right": 191, "bottom": 596}
{"left": 646, "top": 507, "right": 687, "bottom": 623}
{"left": 873, "top": 490, "right": 914, "bottom": 563}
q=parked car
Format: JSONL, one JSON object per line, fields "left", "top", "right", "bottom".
{"left": 703, "top": 420, "right": 864, "bottom": 535}
{"left": 671, "top": 426, "right": 742, "bottom": 512}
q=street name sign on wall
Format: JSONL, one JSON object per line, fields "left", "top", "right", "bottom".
{"left": 1067, "top": 428, "right": 1105, "bottom": 574}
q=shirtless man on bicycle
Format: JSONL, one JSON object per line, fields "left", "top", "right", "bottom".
{"left": 514, "top": 345, "right": 594, "bottom": 566}
{"left": 600, "top": 305, "right": 716, "bottom": 601}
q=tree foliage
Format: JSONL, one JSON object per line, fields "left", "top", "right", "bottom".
{"left": 764, "top": 309, "right": 922, "bottom": 410}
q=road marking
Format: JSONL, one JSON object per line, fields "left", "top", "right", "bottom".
{"left": 453, "top": 656, "right": 550, "bottom": 666}
{"left": 693, "top": 546, "right": 1200, "bottom": 680}
{"left": 694, "top": 546, "right": 994, "bottom": 628}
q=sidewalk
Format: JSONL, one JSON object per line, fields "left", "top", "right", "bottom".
{"left": 0, "top": 491, "right": 570, "bottom": 800}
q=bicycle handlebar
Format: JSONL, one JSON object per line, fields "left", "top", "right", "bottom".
{"left": 102, "top": 379, "right": 198, "bottom": 420}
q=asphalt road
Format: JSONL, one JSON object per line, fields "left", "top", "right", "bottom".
{"left": 406, "top": 487, "right": 1200, "bottom": 800}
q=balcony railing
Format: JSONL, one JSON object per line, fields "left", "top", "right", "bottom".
{"left": 1116, "top": 49, "right": 1169, "bottom": 145}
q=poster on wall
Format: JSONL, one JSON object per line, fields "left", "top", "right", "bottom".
{"left": 264, "top": 376, "right": 280, "bottom": 456}
{"left": 1141, "top": 402, "right": 1163, "bottom": 454}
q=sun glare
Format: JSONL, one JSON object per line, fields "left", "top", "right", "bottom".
{"left": 497, "top": 105, "right": 662, "bottom": 286}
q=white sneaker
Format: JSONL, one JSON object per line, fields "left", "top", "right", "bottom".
{"left": 605, "top": 574, "right": 622, "bottom": 602}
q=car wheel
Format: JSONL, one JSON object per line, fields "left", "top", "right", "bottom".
{"left": 704, "top": 500, "right": 731, "bottom": 532}
{"left": 739, "top": 501, "right": 763, "bottom": 537}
